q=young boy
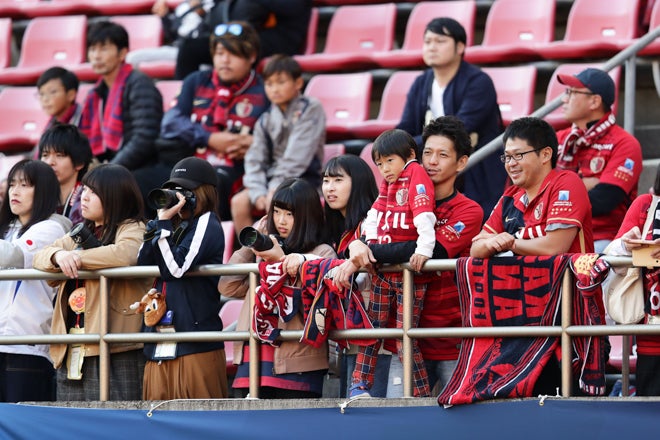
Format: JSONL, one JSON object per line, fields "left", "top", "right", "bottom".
{"left": 36, "top": 67, "right": 83, "bottom": 128}
{"left": 350, "top": 129, "right": 436, "bottom": 399}
{"left": 231, "top": 54, "right": 326, "bottom": 234}
{"left": 38, "top": 124, "right": 93, "bottom": 225}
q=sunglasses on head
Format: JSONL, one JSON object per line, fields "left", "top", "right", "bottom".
{"left": 214, "top": 23, "right": 243, "bottom": 37}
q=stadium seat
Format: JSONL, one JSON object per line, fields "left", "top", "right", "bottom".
{"left": 349, "top": 70, "right": 421, "bottom": 139}
{"left": 481, "top": 66, "right": 537, "bottom": 126}
{"left": 0, "top": 86, "right": 49, "bottom": 154}
{"left": 304, "top": 72, "right": 372, "bottom": 141}
{"left": 359, "top": 142, "right": 383, "bottom": 187}
{"left": 0, "top": 15, "right": 87, "bottom": 86}
{"left": 294, "top": 3, "right": 397, "bottom": 72}
{"left": 638, "top": 0, "right": 660, "bottom": 56}
{"left": 156, "top": 80, "right": 183, "bottom": 111}
{"left": 543, "top": 63, "right": 621, "bottom": 130}
{"left": 221, "top": 220, "right": 235, "bottom": 264}
{"left": 0, "top": 18, "right": 11, "bottom": 69}
{"left": 323, "top": 143, "right": 346, "bottom": 166}
{"left": 607, "top": 335, "right": 637, "bottom": 373}
{"left": 0, "top": 152, "right": 28, "bottom": 179}
{"left": 372, "top": 1, "right": 477, "bottom": 69}
{"left": 536, "top": 0, "right": 642, "bottom": 61}
{"left": 218, "top": 299, "right": 244, "bottom": 376}
{"left": 464, "top": 0, "right": 554, "bottom": 64}
{"left": 76, "top": 83, "right": 95, "bottom": 105}
{"left": 0, "top": 0, "right": 82, "bottom": 19}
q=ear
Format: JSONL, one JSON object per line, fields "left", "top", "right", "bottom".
{"left": 456, "top": 155, "right": 469, "bottom": 173}
{"left": 66, "top": 89, "right": 77, "bottom": 105}
{"left": 541, "top": 146, "right": 553, "bottom": 164}
{"left": 455, "top": 41, "right": 466, "bottom": 57}
{"left": 294, "top": 76, "right": 304, "bottom": 92}
{"left": 118, "top": 47, "right": 129, "bottom": 63}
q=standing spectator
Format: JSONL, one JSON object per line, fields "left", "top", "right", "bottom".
{"left": 36, "top": 67, "right": 83, "bottom": 129}
{"left": 175, "top": 0, "right": 312, "bottom": 80}
{"left": 556, "top": 68, "right": 643, "bottom": 253}
{"left": 0, "top": 160, "right": 72, "bottom": 402}
{"left": 396, "top": 17, "right": 505, "bottom": 219}
{"left": 79, "top": 21, "right": 163, "bottom": 171}
{"left": 138, "top": 157, "right": 228, "bottom": 400}
{"left": 231, "top": 54, "right": 325, "bottom": 234}
{"left": 38, "top": 124, "right": 93, "bottom": 225}
{"left": 218, "top": 178, "right": 335, "bottom": 398}
{"left": 33, "top": 164, "right": 152, "bottom": 401}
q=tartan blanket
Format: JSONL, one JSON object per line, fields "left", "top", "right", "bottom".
{"left": 438, "top": 255, "right": 606, "bottom": 406}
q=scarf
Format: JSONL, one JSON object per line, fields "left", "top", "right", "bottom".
{"left": 208, "top": 69, "right": 257, "bottom": 132}
{"left": 557, "top": 112, "right": 616, "bottom": 170}
{"left": 80, "top": 63, "right": 133, "bottom": 156}
{"left": 48, "top": 103, "right": 82, "bottom": 128}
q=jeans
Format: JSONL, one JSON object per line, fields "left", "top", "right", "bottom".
{"left": 386, "top": 356, "right": 457, "bottom": 397}
{"left": 341, "top": 353, "right": 391, "bottom": 398}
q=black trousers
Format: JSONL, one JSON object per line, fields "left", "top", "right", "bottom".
{"left": 0, "top": 352, "right": 55, "bottom": 402}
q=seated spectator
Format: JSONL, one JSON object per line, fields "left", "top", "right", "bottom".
{"left": 555, "top": 67, "right": 642, "bottom": 253}
{"left": 36, "top": 67, "right": 83, "bottom": 129}
{"left": 175, "top": 0, "right": 312, "bottom": 79}
{"left": 79, "top": 21, "right": 163, "bottom": 172}
{"left": 396, "top": 17, "right": 506, "bottom": 219}
{"left": 38, "top": 124, "right": 93, "bottom": 225}
{"left": 231, "top": 54, "right": 325, "bottom": 234}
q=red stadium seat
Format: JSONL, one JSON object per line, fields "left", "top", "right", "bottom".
{"left": 221, "top": 220, "right": 235, "bottom": 264}
{"left": 543, "top": 63, "right": 621, "bottom": 130}
{"left": 0, "top": 86, "right": 49, "bottom": 154}
{"left": 464, "top": 0, "right": 554, "bottom": 65}
{"left": 481, "top": 66, "right": 537, "bottom": 126}
{"left": 0, "top": 153, "right": 28, "bottom": 179}
{"left": 76, "top": 83, "right": 95, "bottom": 105}
{"left": 536, "top": 0, "right": 642, "bottom": 60}
{"left": 323, "top": 143, "right": 346, "bottom": 166}
{"left": 303, "top": 7, "right": 319, "bottom": 56}
{"left": 294, "top": 3, "right": 397, "bottom": 72}
{"left": 349, "top": 70, "right": 421, "bottom": 139}
{"left": 0, "top": 18, "right": 11, "bottom": 69}
{"left": 0, "top": 15, "right": 87, "bottom": 86}
{"left": 359, "top": 142, "right": 383, "bottom": 188}
{"left": 304, "top": 72, "right": 372, "bottom": 141}
{"left": 372, "top": 1, "right": 477, "bottom": 69}
{"left": 607, "top": 335, "right": 637, "bottom": 373}
{"left": 638, "top": 0, "right": 660, "bottom": 56}
{"left": 218, "top": 299, "right": 244, "bottom": 376}
{"left": 156, "top": 80, "right": 183, "bottom": 111}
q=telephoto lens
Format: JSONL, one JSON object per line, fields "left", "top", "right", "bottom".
{"left": 238, "top": 227, "right": 275, "bottom": 252}
{"left": 147, "top": 188, "right": 179, "bottom": 210}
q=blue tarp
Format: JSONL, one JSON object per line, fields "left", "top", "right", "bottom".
{"left": 0, "top": 399, "right": 655, "bottom": 439}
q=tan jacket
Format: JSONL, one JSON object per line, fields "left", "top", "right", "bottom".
{"left": 218, "top": 244, "right": 336, "bottom": 374}
{"left": 33, "top": 221, "right": 153, "bottom": 368}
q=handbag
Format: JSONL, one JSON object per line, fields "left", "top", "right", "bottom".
{"left": 604, "top": 195, "right": 660, "bottom": 324}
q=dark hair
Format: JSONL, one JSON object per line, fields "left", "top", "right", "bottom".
{"left": 210, "top": 20, "right": 260, "bottom": 62}
{"left": 371, "top": 129, "right": 417, "bottom": 163}
{"left": 425, "top": 17, "right": 467, "bottom": 45}
{"left": 38, "top": 124, "right": 93, "bottom": 181}
{"left": 503, "top": 117, "right": 559, "bottom": 168}
{"left": 266, "top": 178, "right": 324, "bottom": 253}
{"left": 654, "top": 164, "right": 660, "bottom": 195}
{"left": 192, "top": 183, "right": 219, "bottom": 218}
{"left": 262, "top": 54, "right": 302, "bottom": 80}
{"left": 37, "top": 66, "right": 79, "bottom": 92}
{"left": 422, "top": 115, "right": 472, "bottom": 158}
{"left": 322, "top": 155, "right": 378, "bottom": 249}
{"left": 87, "top": 21, "right": 129, "bottom": 51}
{"left": 81, "top": 164, "right": 144, "bottom": 245}
{"left": 0, "top": 160, "right": 60, "bottom": 237}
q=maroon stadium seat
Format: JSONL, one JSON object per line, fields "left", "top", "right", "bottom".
{"left": 0, "top": 18, "right": 11, "bottom": 69}
{"left": 482, "top": 65, "right": 537, "bottom": 126}
{"left": 156, "top": 80, "right": 183, "bottom": 112}
{"left": 0, "top": 86, "right": 49, "bottom": 153}
{"left": 323, "top": 143, "right": 346, "bottom": 167}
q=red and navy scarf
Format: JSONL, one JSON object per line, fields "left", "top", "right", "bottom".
{"left": 80, "top": 63, "right": 133, "bottom": 156}
{"left": 208, "top": 69, "right": 257, "bottom": 132}
{"left": 557, "top": 112, "right": 616, "bottom": 170}
{"left": 48, "top": 102, "right": 82, "bottom": 129}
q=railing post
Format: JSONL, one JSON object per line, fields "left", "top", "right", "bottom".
{"left": 402, "top": 268, "right": 413, "bottom": 398}
{"left": 621, "top": 335, "right": 631, "bottom": 396}
{"left": 99, "top": 275, "right": 110, "bottom": 401}
{"left": 248, "top": 271, "right": 260, "bottom": 398}
{"left": 561, "top": 269, "right": 573, "bottom": 397}
{"left": 624, "top": 55, "right": 637, "bottom": 134}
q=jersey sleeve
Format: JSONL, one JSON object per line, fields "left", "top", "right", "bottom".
{"left": 546, "top": 171, "right": 590, "bottom": 230}
{"left": 596, "top": 135, "right": 642, "bottom": 195}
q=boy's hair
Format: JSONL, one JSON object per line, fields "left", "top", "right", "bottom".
{"left": 87, "top": 21, "right": 129, "bottom": 51}
{"left": 262, "top": 54, "right": 302, "bottom": 80}
{"left": 503, "top": 117, "right": 559, "bottom": 168}
{"left": 0, "top": 160, "right": 59, "bottom": 238}
{"left": 371, "top": 129, "right": 417, "bottom": 163}
{"left": 267, "top": 178, "right": 324, "bottom": 254}
{"left": 37, "top": 67, "right": 79, "bottom": 92}
{"left": 210, "top": 20, "right": 260, "bottom": 61}
{"left": 422, "top": 115, "right": 472, "bottom": 159}
{"left": 38, "top": 124, "right": 93, "bottom": 181}
{"left": 81, "top": 164, "right": 144, "bottom": 245}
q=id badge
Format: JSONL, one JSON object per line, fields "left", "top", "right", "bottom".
{"left": 66, "top": 327, "right": 85, "bottom": 380}
{"left": 154, "top": 326, "right": 177, "bottom": 360}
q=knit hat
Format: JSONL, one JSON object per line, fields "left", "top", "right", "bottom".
{"left": 557, "top": 68, "right": 615, "bottom": 108}
{"left": 164, "top": 157, "right": 218, "bottom": 190}
{"left": 425, "top": 17, "right": 467, "bottom": 45}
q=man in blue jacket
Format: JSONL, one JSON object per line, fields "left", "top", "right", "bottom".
{"left": 397, "top": 17, "right": 505, "bottom": 220}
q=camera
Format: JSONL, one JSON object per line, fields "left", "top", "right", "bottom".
{"left": 238, "top": 226, "right": 284, "bottom": 252}
{"left": 147, "top": 187, "right": 196, "bottom": 211}
{"left": 69, "top": 223, "right": 102, "bottom": 249}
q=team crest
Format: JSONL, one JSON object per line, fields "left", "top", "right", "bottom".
{"left": 534, "top": 202, "right": 543, "bottom": 220}
{"left": 590, "top": 157, "right": 605, "bottom": 174}
{"left": 235, "top": 99, "right": 254, "bottom": 118}
{"left": 396, "top": 188, "right": 408, "bottom": 206}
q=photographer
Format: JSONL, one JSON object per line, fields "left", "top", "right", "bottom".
{"left": 33, "top": 164, "right": 152, "bottom": 401}
{"left": 138, "top": 157, "right": 228, "bottom": 400}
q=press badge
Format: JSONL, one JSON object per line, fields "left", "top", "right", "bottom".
{"left": 153, "top": 311, "right": 177, "bottom": 360}
{"left": 66, "top": 327, "right": 85, "bottom": 380}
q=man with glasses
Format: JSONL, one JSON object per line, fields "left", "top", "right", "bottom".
{"left": 556, "top": 67, "right": 642, "bottom": 253}
{"left": 471, "top": 117, "right": 594, "bottom": 258}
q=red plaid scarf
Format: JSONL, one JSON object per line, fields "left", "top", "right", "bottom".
{"left": 557, "top": 112, "right": 616, "bottom": 170}
{"left": 208, "top": 68, "right": 257, "bottom": 132}
{"left": 80, "top": 63, "right": 133, "bottom": 156}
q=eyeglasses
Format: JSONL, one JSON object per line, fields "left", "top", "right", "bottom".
{"left": 500, "top": 148, "right": 543, "bottom": 164}
{"left": 35, "top": 89, "right": 65, "bottom": 100}
{"left": 564, "top": 88, "right": 595, "bottom": 98}
{"left": 214, "top": 23, "right": 243, "bottom": 37}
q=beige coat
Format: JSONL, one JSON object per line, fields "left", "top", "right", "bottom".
{"left": 218, "top": 244, "right": 336, "bottom": 374}
{"left": 33, "top": 221, "right": 153, "bottom": 368}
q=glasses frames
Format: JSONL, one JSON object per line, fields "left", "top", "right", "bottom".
{"left": 500, "top": 148, "right": 544, "bottom": 164}
{"left": 564, "top": 88, "right": 596, "bottom": 98}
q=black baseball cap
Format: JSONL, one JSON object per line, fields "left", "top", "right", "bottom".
{"left": 164, "top": 157, "right": 218, "bottom": 190}
{"left": 425, "top": 17, "right": 467, "bottom": 45}
{"left": 557, "top": 68, "right": 615, "bottom": 108}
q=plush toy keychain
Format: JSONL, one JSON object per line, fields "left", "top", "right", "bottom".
{"left": 130, "top": 288, "right": 168, "bottom": 327}
{"left": 66, "top": 285, "right": 86, "bottom": 380}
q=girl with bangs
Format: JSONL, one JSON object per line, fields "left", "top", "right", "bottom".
{"left": 0, "top": 160, "right": 72, "bottom": 402}
{"left": 219, "top": 178, "right": 336, "bottom": 398}
{"left": 34, "top": 164, "right": 152, "bottom": 401}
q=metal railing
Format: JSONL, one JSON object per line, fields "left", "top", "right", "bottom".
{"left": 0, "top": 254, "right": 650, "bottom": 401}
